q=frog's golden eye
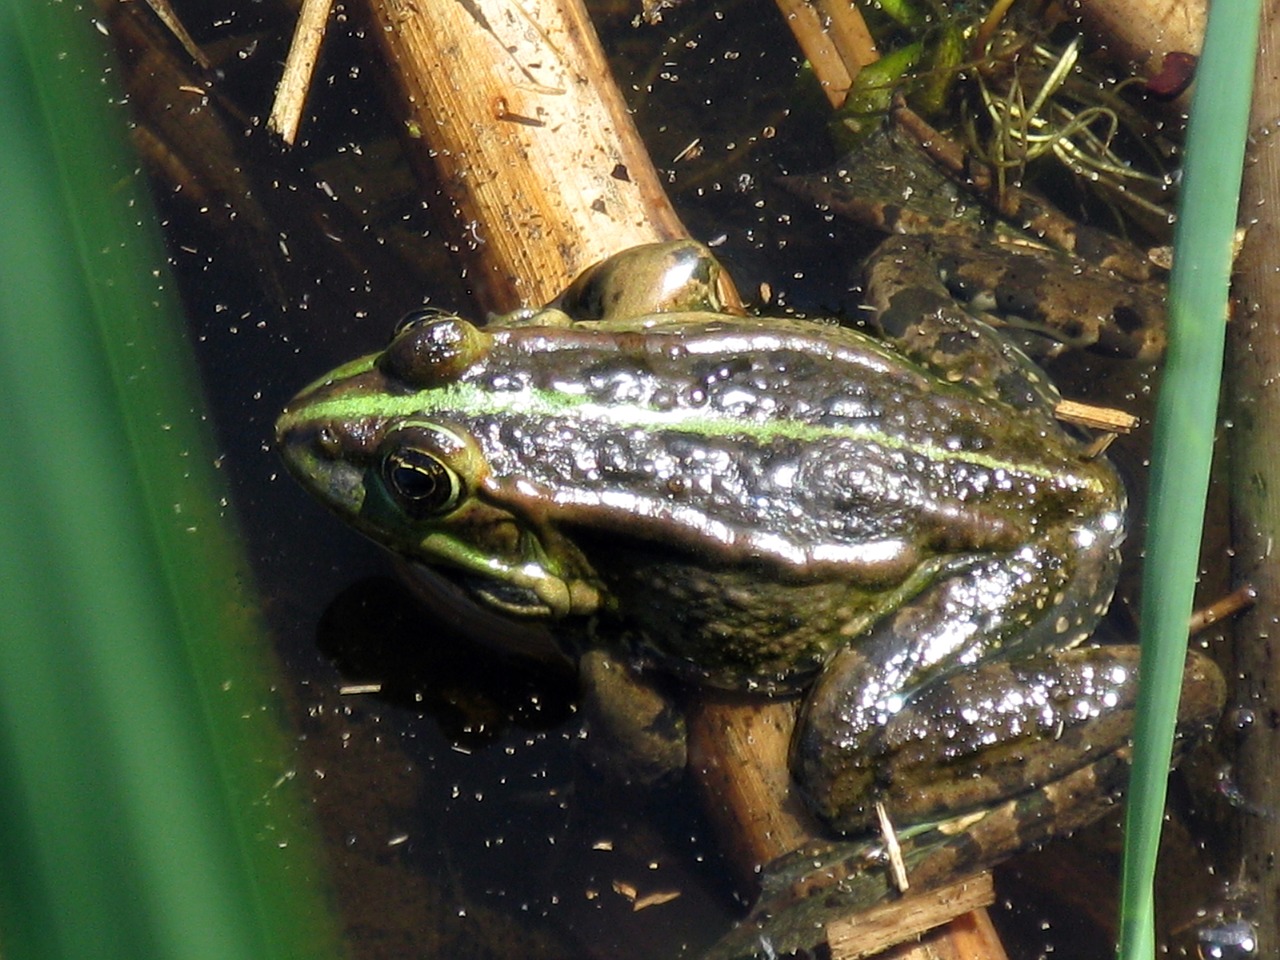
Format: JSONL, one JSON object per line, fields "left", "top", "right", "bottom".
{"left": 381, "top": 446, "right": 464, "bottom": 518}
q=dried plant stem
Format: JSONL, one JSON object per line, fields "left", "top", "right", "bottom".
{"left": 361, "top": 0, "right": 687, "bottom": 311}
{"left": 268, "top": 0, "right": 334, "bottom": 145}
{"left": 1227, "top": 0, "right": 1280, "bottom": 954}
{"left": 140, "top": 0, "right": 209, "bottom": 68}
{"left": 773, "top": 0, "right": 879, "bottom": 106}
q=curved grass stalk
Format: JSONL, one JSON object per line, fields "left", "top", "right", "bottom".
{"left": 969, "top": 33, "right": 1175, "bottom": 222}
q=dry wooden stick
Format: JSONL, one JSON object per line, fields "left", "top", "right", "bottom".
{"left": 361, "top": 0, "right": 687, "bottom": 312}
{"left": 825, "top": 874, "right": 997, "bottom": 960}
{"left": 140, "top": 0, "right": 210, "bottom": 68}
{"left": 773, "top": 0, "right": 878, "bottom": 107}
{"left": 268, "top": 0, "right": 335, "bottom": 145}
{"left": 686, "top": 695, "right": 815, "bottom": 891}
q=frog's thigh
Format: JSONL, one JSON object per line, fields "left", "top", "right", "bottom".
{"left": 792, "top": 544, "right": 1107, "bottom": 834}
{"left": 798, "top": 644, "right": 1225, "bottom": 837}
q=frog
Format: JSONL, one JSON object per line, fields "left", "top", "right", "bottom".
{"left": 276, "top": 239, "right": 1223, "bottom": 837}
{"left": 783, "top": 112, "right": 1170, "bottom": 364}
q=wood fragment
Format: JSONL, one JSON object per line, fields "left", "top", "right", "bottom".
{"left": 633, "top": 889, "right": 682, "bottom": 910}
{"left": 338, "top": 683, "right": 383, "bottom": 695}
{"left": 1190, "top": 584, "right": 1256, "bottom": 634}
{"left": 686, "top": 694, "right": 816, "bottom": 890}
{"left": 1082, "top": 432, "right": 1118, "bottom": 460}
{"left": 140, "top": 0, "right": 210, "bottom": 68}
{"left": 1055, "top": 399, "right": 1140, "bottom": 433}
{"left": 268, "top": 0, "right": 334, "bottom": 145}
{"left": 876, "top": 802, "right": 910, "bottom": 893}
{"left": 361, "top": 0, "right": 690, "bottom": 312}
{"left": 825, "top": 874, "right": 999, "bottom": 960}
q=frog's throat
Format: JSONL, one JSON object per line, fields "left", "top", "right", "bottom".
{"left": 283, "top": 382, "right": 1109, "bottom": 495}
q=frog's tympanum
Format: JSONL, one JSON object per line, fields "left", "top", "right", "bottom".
{"left": 277, "top": 240, "right": 1223, "bottom": 837}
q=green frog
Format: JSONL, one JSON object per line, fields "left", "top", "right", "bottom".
{"left": 276, "top": 240, "right": 1222, "bottom": 836}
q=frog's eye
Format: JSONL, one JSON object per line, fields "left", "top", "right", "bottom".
{"left": 381, "top": 446, "right": 464, "bottom": 518}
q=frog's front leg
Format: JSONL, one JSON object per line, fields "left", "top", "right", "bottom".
{"left": 578, "top": 649, "right": 687, "bottom": 786}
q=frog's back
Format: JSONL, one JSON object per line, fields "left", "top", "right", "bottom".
{"left": 444, "top": 315, "right": 1119, "bottom": 580}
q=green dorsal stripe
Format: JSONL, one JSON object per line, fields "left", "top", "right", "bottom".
{"left": 281, "top": 381, "right": 1102, "bottom": 492}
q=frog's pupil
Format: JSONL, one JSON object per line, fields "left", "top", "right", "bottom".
{"left": 384, "top": 448, "right": 458, "bottom": 514}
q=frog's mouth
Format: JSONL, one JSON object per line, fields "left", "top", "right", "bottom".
{"left": 412, "top": 526, "right": 601, "bottom": 621}
{"left": 395, "top": 558, "right": 564, "bottom": 662}
{"left": 458, "top": 572, "right": 554, "bottom": 617}
{"left": 277, "top": 415, "right": 600, "bottom": 620}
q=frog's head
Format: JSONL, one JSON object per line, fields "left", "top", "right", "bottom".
{"left": 275, "top": 314, "right": 603, "bottom": 622}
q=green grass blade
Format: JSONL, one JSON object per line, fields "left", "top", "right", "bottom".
{"left": 0, "top": 4, "right": 346, "bottom": 959}
{"left": 1116, "top": 6, "right": 1261, "bottom": 960}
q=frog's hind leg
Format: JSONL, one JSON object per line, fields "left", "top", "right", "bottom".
{"left": 790, "top": 501, "right": 1139, "bottom": 832}
{"left": 795, "top": 641, "right": 1223, "bottom": 838}
{"left": 792, "top": 531, "right": 1224, "bottom": 837}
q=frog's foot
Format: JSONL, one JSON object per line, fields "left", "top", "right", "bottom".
{"left": 795, "top": 644, "right": 1225, "bottom": 836}
{"left": 864, "top": 233, "right": 1165, "bottom": 392}
{"left": 707, "top": 748, "right": 1139, "bottom": 960}
{"left": 862, "top": 235, "right": 1065, "bottom": 419}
